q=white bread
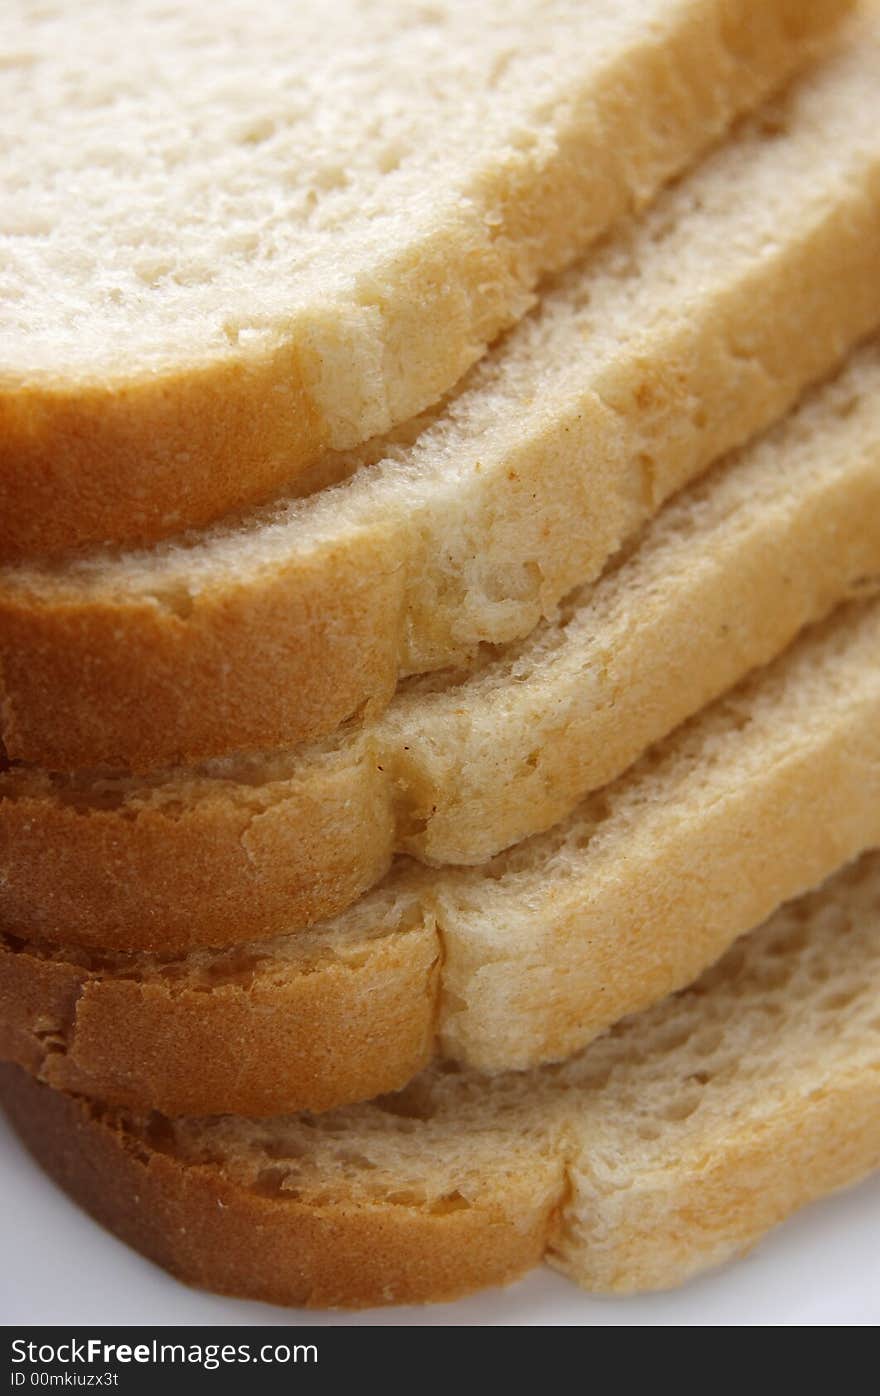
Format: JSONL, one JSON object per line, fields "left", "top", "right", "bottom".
{"left": 3, "top": 599, "right": 879, "bottom": 1117}
{"left": 4, "top": 17, "right": 880, "bottom": 771}
{"left": 3, "top": 851, "right": 879, "bottom": 1308}
{"left": 4, "top": 340, "right": 880, "bottom": 952}
{"left": 0, "top": 0, "right": 843, "bottom": 561}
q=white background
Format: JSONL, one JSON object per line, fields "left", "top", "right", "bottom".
{"left": 2, "top": 1111, "right": 878, "bottom": 1325}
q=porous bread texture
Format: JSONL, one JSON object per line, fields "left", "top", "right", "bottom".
{"left": 3, "top": 600, "right": 880, "bottom": 1117}
{"left": 4, "top": 852, "right": 880, "bottom": 1308}
{"left": 4, "top": 342, "right": 880, "bottom": 952}
{"left": 0, "top": 0, "right": 843, "bottom": 560}
{"left": 3, "top": 17, "right": 880, "bottom": 770}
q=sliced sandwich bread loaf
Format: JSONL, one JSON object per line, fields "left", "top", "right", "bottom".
{"left": 4, "top": 340, "right": 880, "bottom": 952}
{"left": 4, "top": 851, "right": 879, "bottom": 1307}
{"left": 3, "top": 16, "right": 880, "bottom": 770}
{"left": 3, "top": 598, "right": 879, "bottom": 1117}
{"left": 1, "top": 0, "right": 845, "bottom": 561}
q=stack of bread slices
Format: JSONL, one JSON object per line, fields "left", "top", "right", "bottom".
{"left": 2, "top": 0, "right": 880, "bottom": 1309}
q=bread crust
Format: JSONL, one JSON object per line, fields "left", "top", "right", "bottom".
{"left": 0, "top": 0, "right": 847, "bottom": 563}
{"left": 3, "top": 368, "right": 879, "bottom": 953}
{"left": 0, "top": 1063, "right": 559, "bottom": 1308}
{"left": 0, "top": 923, "right": 440, "bottom": 1117}
{"left": 0, "top": 737, "right": 394, "bottom": 952}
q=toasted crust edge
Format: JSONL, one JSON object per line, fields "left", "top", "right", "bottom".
{"left": 0, "top": 742, "right": 396, "bottom": 953}
{"left": 0, "top": 1064, "right": 556, "bottom": 1308}
{"left": 0, "top": 923, "right": 440, "bottom": 1117}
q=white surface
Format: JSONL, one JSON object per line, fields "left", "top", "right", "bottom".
{"left": 1, "top": 1112, "right": 878, "bottom": 1326}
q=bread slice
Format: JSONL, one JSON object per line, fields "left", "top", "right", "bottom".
{"left": 4, "top": 851, "right": 880, "bottom": 1309}
{"left": 4, "top": 17, "right": 880, "bottom": 771}
{"left": 5, "top": 341, "right": 880, "bottom": 953}
{"left": 3, "top": 599, "right": 879, "bottom": 1118}
{"left": 0, "top": 0, "right": 843, "bottom": 562}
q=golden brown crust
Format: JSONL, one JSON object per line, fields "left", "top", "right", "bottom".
{"left": 0, "top": 0, "right": 840, "bottom": 564}
{"left": 0, "top": 926, "right": 440, "bottom": 1117}
{"left": 0, "top": 740, "right": 394, "bottom": 953}
{"left": 0, "top": 1064, "right": 556, "bottom": 1308}
{"left": 0, "top": 538, "right": 405, "bottom": 771}
{"left": 0, "top": 348, "right": 321, "bottom": 563}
